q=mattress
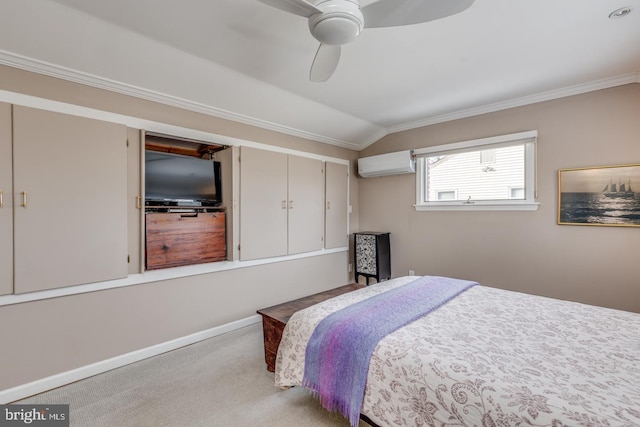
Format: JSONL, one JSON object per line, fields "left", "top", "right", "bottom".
{"left": 275, "top": 276, "right": 640, "bottom": 426}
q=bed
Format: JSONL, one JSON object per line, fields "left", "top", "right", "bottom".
{"left": 275, "top": 276, "right": 640, "bottom": 427}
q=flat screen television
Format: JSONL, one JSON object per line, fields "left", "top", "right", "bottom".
{"left": 145, "top": 150, "right": 222, "bottom": 207}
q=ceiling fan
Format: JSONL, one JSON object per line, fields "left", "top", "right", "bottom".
{"left": 258, "top": 0, "right": 475, "bottom": 82}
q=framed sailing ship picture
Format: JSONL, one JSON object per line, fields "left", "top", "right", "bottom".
{"left": 558, "top": 164, "right": 640, "bottom": 227}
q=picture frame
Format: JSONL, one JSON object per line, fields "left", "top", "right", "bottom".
{"left": 558, "top": 164, "right": 640, "bottom": 227}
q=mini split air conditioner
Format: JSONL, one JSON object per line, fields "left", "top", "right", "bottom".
{"left": 358, "top": 150, "right": 415, "bottom": 178}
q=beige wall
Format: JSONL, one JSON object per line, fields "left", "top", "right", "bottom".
{"left": 0, "top": 65, "right": 357, "bottom": 391}
{"left": 1, "top": 253, "right": 348, "bottom": 390}
{"left": 357, "top": 84, "right": 640, "bottom": 313}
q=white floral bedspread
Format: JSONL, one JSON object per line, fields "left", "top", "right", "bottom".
{"left": 275, "top": 276, "right": 640, "bottom": 426}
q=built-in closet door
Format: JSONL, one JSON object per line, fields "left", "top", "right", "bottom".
{"left": 288, "top": 155, "right": 324, "bottom": 254}
{"left": 239, "top": 146, "right": 288, "bottom": 260}
{"left": 12, "top": 106, "right": 128, "bottom": 293}
{"left": 325, "top": 161, "right": 349, "bottom": 249}
{"left": 0, "top": 103, "right": 12, "bottom": 296}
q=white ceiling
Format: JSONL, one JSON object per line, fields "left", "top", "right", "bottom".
{"left": 0, "top": 0, "right": 639, "bottom": 150}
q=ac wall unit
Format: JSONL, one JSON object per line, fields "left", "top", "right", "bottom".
{"left": 358, "top": 150, "right": 415, "bottom": 178}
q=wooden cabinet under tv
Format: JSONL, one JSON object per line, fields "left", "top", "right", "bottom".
{"left": 145, "top": 209, "right": 226, "bottom": 270}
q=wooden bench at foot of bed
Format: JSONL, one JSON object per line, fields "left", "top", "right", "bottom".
{"left": 256, "top": 283, "right": 365, "bottom": 372}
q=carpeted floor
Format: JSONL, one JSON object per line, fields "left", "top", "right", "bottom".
{"left": 18, "top": 323, "right": 368, "bottom": 426}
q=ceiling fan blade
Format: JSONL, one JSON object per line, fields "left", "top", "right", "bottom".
{"left": 258, "top": 0, "right": 321, "bottom": 18}
{"left": 362, "top": 0, "right": 475, "bottom": 28}
{"left": 310, "top": 44, "right": 341, "bottom": 82}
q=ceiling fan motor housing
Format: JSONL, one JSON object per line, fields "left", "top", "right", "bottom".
{"left": 308, "top": 0, "right": 364, "bottom": 45}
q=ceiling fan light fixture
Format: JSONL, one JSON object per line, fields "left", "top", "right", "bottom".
{"left": 259, "top": 0, "right": 478, "bottom": 81}
{"left": 310, "top": 14, "right": 363, "bottom": 44}
{"left": 308, "top": 1, "right": 364, "bottom": 45}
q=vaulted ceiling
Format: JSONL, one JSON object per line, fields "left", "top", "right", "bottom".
{"left": 1, "top": 0, "right": 639, "bottom": 150}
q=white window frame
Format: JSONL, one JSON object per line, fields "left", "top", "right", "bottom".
{"left": 414, "top": 130, "right": 539, "bottom": 211}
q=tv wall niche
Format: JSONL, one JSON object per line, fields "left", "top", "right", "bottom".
{"left": 144, "top": 133, "right": 229, "bottom": 270}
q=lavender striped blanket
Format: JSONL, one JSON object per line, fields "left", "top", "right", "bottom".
{"left": 302, "top": 276, "right": 477, "bottom": 427}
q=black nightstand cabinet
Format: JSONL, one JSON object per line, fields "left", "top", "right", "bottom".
{"left": 354, "top": 232, "right": 391, "bottom": 285}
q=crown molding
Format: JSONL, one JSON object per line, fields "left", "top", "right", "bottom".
{"left": 386, "top": 73, "right": 640, "bottom": 136}
{"left": 0, "top": 50, "right": 363, "bottom": 151}
{"left": 1, "top": 50, "right": 637, "bottom": 153}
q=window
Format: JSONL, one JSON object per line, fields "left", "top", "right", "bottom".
{"left": 480, "top": 149, "right": 496, "bottom": 164}
{"left": 510, "top": 187, "right": 525, "bottom": 199}
{"left": 437, "top": 190, "right": 457, "bottom": 200}
{"left": 414, "top": 131, "right": 538, "bottom": 211}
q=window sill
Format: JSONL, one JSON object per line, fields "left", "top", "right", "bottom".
{"left": 414, "top": 202, "right": 540, "bottom": 211}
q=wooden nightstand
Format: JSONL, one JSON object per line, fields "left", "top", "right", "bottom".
{"left": 256, "top": 283, "right": 365, "bottom": 372}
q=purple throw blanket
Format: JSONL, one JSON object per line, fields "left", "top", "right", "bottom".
{"left": 302, "top": 276, "right": 477, "bottom": 427}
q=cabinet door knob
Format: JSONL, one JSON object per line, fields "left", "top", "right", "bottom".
{"left": 289, "top": 200, "right": 294, "bottom": 209}
{"left": 21, "top": 191, "right": 27, "bottom": 208}
{"left": 0, "top": 190, "right": 3, "bottom": 208}
{"left": 282, "top": 200, "right": 287, "bottom": 209}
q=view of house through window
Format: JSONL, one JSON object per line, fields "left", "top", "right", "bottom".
{"left": 414, "top": 131, "right": 538, "bottom": 211}
{"left": 425, "top": 144, "right": 525, "bottom": 202}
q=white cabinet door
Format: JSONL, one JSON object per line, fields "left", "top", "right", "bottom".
{"left": 288, "top": 155, "right": 324, "bottom": 254}
{"left": 0, "top": 103, "right": 12, "bottom": 296}
{"left": 325, "top": 161, "right": 349, "bottom": 249}
{"left": 13, "top": 106, "right": 128, "bottom": 293}
{"left": 239, "top": 146, "right": 288, "bottom": 260}
{"left": 239, "top": 148, "right": 328, "bottom": 260}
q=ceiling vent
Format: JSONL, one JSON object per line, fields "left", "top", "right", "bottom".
{"left": 358, "top": 150, "right": 415, "bottom": 178}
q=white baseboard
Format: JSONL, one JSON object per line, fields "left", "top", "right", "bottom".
{"left": 0, "top": 314, "right": 262, "bottom": 404}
